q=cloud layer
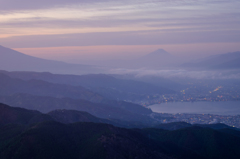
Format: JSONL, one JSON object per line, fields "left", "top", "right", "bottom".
{"left": 0, "top": 0, "right": 240, "bottom": 56}
{"left": 109, "top": 68, "right": 240, "bottom": 80}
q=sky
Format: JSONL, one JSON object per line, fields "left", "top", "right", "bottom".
{"left": 0, "top": 0, "right": 240, "bottom": 62}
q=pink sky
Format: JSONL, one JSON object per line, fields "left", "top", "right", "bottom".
{"left": 0, "top": 0, "right": 240, "bottom": 63}
{"left": 13, "top": 42, "right": 240, "bottom": 63}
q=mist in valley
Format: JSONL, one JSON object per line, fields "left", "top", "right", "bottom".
{"left": 1, "top": 0, "right": 240, "bottom": 158}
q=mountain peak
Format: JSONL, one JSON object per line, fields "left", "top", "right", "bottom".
{"left": 146, "top": 49, "right": 171, "bottom": 57}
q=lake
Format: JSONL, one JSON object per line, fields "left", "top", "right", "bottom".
{"left": 148, "top": 101, "right": 240, "bottom": 115}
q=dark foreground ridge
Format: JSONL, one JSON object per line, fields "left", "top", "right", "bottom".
{"left": 1, "top": 103, "right": 240, "bottom": 159}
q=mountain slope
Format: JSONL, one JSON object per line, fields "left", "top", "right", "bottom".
{"left": 0, "top": 102, "right": 151, "bottom": 128}
{"left": 181, "top": 51, "right": 240, "bottom": 69}
{"left": 0, "top": 73, "right": 156, "bottom": 123}
{"left": 131, "top": 48, "right": 190, "bottom": 68}
{"left": 141, "top": 126, "right": 240, "bottom": 159}
{"left": 0, "top": 94, "right": 153, "bottom": 124}
{"left": 0, "top": 70, "right": 175, "bottom": 100}
{"left": 211, "top": 57, "right": 240, "bottom": 69}
{"left": 2, "top": 119, "right": 239, "bottom": 159}
{"left": 47, "top": 109, "right": 121, "bottom": 125}
{"left": 0, "top": 73, "right": 103, "bottom": 102}
{"left": 0, "top": 45, "right": 101, "bottom": 74}
{"left": 0, "top": 121, "right": 179, "bottom": 159}
{"left": 85, "top": 49, "right": 187, "bottom": 69}
{"left": 0, "top": 103, "right": 53, "bottom": 126}
{"left": 135, "top": 49, "right": 179, "bottom": 68}
{"left": 143, "top": 49, "right": 172, "bottom": 59}
{"left": 1, "top": 104, "right": 240, "bottom": 159}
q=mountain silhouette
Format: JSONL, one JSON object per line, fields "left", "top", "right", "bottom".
{"left": 181, "top": 51, "right": 240, "bottom": 69}
{"left": 0, "top": 45, "right": 102, "bottom": 74}
{"left": 135, "top": 49, "right": 181, "bottom": 68}
{"left": 0, "top": 103, "right": 53, "bottom": 126}
{"left": 0, "top": 70, "right": 175, "bottom": 101}
{"left": 0, "top": 73, "right": 103, "bottom": 102}
{"left": 2, "top": 103, "right": 240, "bottom": 159}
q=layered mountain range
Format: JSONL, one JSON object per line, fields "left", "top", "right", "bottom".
{"left": 1, "top": 103, "right": 240, "bottom": 159}
{"left": 0, "top": 70, "right": 175, "bottom": 100}
{"left": 1, "top": 44, "right": 240, "bottom": 159}
{"left": 0, "top": 71, "right": 164, "bottom": 125}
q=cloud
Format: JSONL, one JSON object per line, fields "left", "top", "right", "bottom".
{"left": 0, "top": 0, "right": 239, "bottom": 49}
{"left": 1, "top": 29, "right": 240, "bottom": 48}
{"left": 109, "top": 68, "right": 240, "bottom": 79}
{"left": 0, "top": 0, "right": 112, "bottom": 11}
{"left": 1, "top": 12, "right": 239, "bottom": 31}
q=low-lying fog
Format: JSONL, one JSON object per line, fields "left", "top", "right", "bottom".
{"left": 108, "top": 68, "right": 240, "bottom": 80}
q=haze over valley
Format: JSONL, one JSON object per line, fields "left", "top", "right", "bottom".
{"left": 1, "top": 0, "right": 240, "bottom": 158}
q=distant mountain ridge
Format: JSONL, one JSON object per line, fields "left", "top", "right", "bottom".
{"left": 0, "top": 73, "right": 103, "bottom": 102}
{"left": 0, "top": 70, "right": 175, "bottom": 101}
{"left": 181, "top": 51, "right": 240, "bottom": 69}
{"left": 0, "top": 102, "right": 152, "bottom": 128}
{"left": 0, "top": 45, "right": 102, "bottom": 74}
{"left": 0, "top": 72, "right": 160, "bottom": 124}
{"left": 85, "top": 48, "right": 187, "bottom": 69}
{"left": 0, "top": 93, "right": 153, "bottom": 124}
{"left": 131, "top": 48, "right": 189, "bottom": 68}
